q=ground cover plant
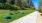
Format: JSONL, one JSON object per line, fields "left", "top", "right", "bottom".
{"left": 0, "top": 10, "right": 34, "bottom": 23}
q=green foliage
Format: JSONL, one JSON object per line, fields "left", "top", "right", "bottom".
{"left": 38, "top": 0, "right": 42, "bottom": 12}
{"left": 9, "top": 12, "right": 13, "bottom": 15}
{"left": 0, "top": 3, "right": 35, "bottom": 10}
{"left": 0, "top": 3, "right": 21, "bottom": 10}
{"left": 22, "top": 2, "right": 29, "bottom": 8}
{"left": 0, "top": 3, "right": 14, "bottom": 10}
{"left": 13, "top": 5, "right": 21, "bottom": 10}
{"left": 38, "top": 8, "right": 42, "bottom": 12}
{"left": 25, "top": 8, "right": 30, "bottom": 10}
{"left": 0, "top": 3, "right": 3, "bottom": 9}
{"left": 38, "top": 0, "right": 42, "bottom": 8}
{"left": 0, "top": 10, "right": 34, "bottom": 23}
{"left": 15, "top": 0, "right": 30, "bottom": 10}
{"left": 23, "top": 7, "right": 35, "bottom": 10}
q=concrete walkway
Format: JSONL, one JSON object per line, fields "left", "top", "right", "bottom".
{"left": 10, "top": 11, "right": 38, "bottom": 23}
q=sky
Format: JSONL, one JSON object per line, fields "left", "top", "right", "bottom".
{"left": 32, "top": 0, "right": 38, "bottom": 9}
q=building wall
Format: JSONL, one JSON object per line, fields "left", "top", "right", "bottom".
{"left": 27, "top": 0, "right": 34, "bottom": 7}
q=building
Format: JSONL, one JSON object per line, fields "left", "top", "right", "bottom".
{"left": 27, "top": 0, "right": 34, "bottom": 7}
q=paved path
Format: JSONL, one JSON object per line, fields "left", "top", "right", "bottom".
{"left": 37, "top": 12, "right": 42, "bottom": 23}
{"left": 10, "top": 11, "right": 38, "bottom": 23}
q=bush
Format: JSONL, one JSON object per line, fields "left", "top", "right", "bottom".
{"left": 0, "top": 3, "right": 14, "bottom": 10}
{"left": 25, "top": 8, "right": 34, "bottom": 10}
{"left": 0, "top": 3, "right": 21, "bottom": 10}
{"left": 13, "top": 5, "right": 21, "bottom": 10}
{"left": 0, "top": 3, "right": 35, "bottom": 10}
{"left": 25, "top": 8, "right": 30, "bottom": 10}
{"left": 9, "top": 12, "right": 13, "bottom": 15}
{"left": 38, "top": 8, "right": 42, "bottom": 13}
{"left": 0, "top": 3, "right": 3, "bottom": 9}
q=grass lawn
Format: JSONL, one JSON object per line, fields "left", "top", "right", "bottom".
{"left": 0, "top": 10, "right": 34, "bottom": 23}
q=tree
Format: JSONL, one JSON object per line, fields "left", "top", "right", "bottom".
{"left": 15, "top": 0, "right": 22, "bottom": 7}
{"left": 38, "top": 0, "right": 42, "bottom": 12}
{"left": 38, "top": 0, "right": 42, "bottom": 8}
{"left": 6, "top": 0, "right": 11, "bottom": 4}
{"left": 16, "top": 0, "right": 30, "bottom": 9}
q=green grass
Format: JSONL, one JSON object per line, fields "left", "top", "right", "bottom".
{"left": 0, "top": 10, "right": 34, "bottom": 23}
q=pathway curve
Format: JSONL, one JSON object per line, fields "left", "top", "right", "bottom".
{"left": 10, "top": 11, "right": 38, "bottom": 23}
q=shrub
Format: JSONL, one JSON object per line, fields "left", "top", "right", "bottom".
{"left": 25, "top": 8, "right": 30, "bottom": 10}
{"left": 9, "top": 12, "right": 13, "bottom": 15}
{"left": 25, "top": 8, "right": 34, "bottom": 10}
{"left": 38, "top": 8, "right": 42, "bottom": 13}
{"left": 0, "top": 3, "right": 35, "bottom": 10}
{"left": 0, "top": 3, "right": 3, "bottom": 9}
{"left": 0, "top": 3, "right": 14, "bottom": 10}
{"left": 0, "top": 3, "right": 21, "bottom": 10}
{"left": 13, "top": 5, "right": 21, "bottom": 10}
